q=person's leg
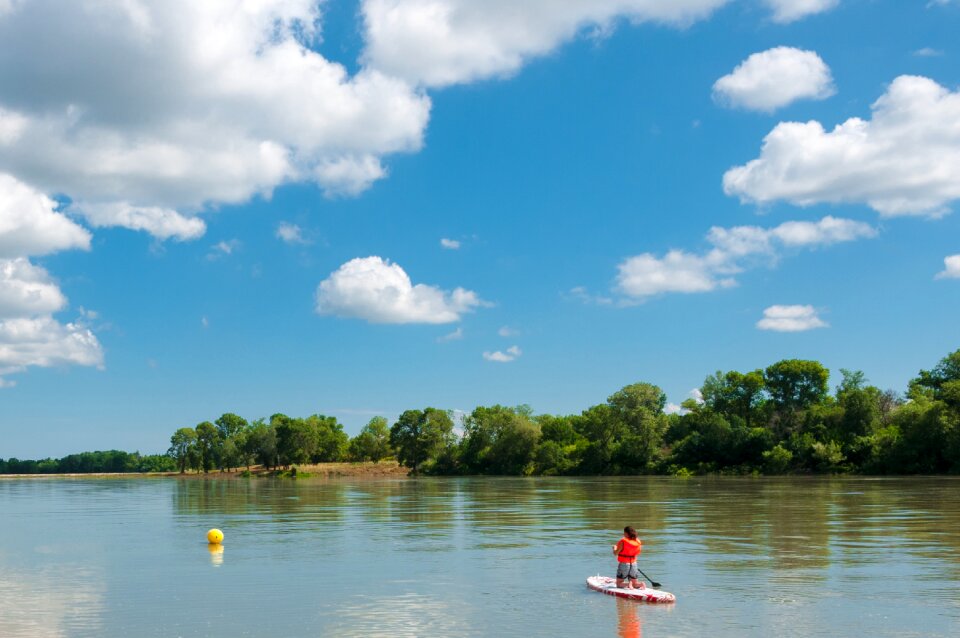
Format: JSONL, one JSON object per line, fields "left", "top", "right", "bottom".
{"left": 616, "top": 562, "right": 628, "bottom": 588}
{"left": 628, "top": 564, "right": 643, "bottom": 589}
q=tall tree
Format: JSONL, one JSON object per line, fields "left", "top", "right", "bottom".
{"left": 194, "top": 421, "right": 221, "bottom": 473}
{"left": 607, "top": 382, "right": 668, "bottom": 471}
{"left": 349, "top": 416, "right": 392, "bottom": 462}
{"left": 274, "top": 414, "right": 317, "bottom": 466}
{"left": 168, "top": 427, "right": 198, "bottom": 473}
{"left": 764, "top": 359, "right": 830, "bottom": 413}
{"left": 214, "top": 413, "right": 249, "bottom": 440}
{"left": 701, "top": 369, "right": 766, "bottom": 427}
{"left": 390, "top": 408, "right": 455, "bottom": 473}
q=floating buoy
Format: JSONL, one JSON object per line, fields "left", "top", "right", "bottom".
{"left": 206, "top": 528, "right": 224, "bottom": 544}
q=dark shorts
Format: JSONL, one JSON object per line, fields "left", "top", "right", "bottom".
{"left": 616, "top": 562, "right": 638, "bottom": 580}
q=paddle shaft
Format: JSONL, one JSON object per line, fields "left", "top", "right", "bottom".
{"left": 637, "top": 568, "right": 661, "bottom": 589}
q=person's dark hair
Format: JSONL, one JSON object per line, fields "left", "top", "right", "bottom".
{"left": 624, "top": 526, "right": 637, "bottom": 540}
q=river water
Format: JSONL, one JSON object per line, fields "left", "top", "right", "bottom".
{"left": 0, "top": 476, "right": 958, "bottom": 637}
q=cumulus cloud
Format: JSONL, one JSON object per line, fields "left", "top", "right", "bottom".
{"left": 0, "top": 1, "right": 431, "bottom": 238}
{"left": 0, "top": 173, "right": 102, "bottom": 386}
{"left": 713, "top": 47, "right": 834, "bottom": 112}
{"left": 0, "top": 258, "right": 67, "bottom": 318}
{"left": 724, "top": 75, "right": 960, "bottom": 217}
{"left": 762, "top": 0, "right": 838, "bottom": 23}
{"left": 616, "top": 216, "right": 875, "bottom": 300}
{"left": 440, "top": 238, "right": 461, "bottom": 250}
{"left": 276, "top": 222, "right": 309, "bottom": 245}
{"left": 0, "top": 317, "right": 103, "bottom": 374}
{"left": 316, "top": 256, "right": 485, "bottom": 324}
{"left": 935, "top": 254, "right": 960, "bottom": 279}
{"left": 0, "top": 173, "right": 90, "bottom": 257}
{"left": 913, "top": 47, "right": 944, "bottom": 57}
{"left": 361, "top": 0, "right": 732, "bottom": 87}
{"left": 756, "top": 304, "right": 828, "bottom": 331}
{"left": 483, "top": 345, "right": 521, "bottom": 362}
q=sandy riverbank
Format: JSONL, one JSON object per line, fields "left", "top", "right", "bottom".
{"left": 0, "top": 461, "right": 410, "bottom": 479}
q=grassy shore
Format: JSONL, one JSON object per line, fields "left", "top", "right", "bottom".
{"left": 0, "top": 460, "right": 410, "bottom": 479}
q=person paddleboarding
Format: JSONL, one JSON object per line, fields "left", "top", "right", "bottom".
{"left": 613, "top": 526, "right": 643, "bottom": 589}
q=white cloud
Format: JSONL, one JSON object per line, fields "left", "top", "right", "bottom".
{"left": 437, "top": 326, "right": 463, "bottom": 342}
{"left": 201, "top": 316, "right": 209, "bottom": 328}
{"left": 0, "top": 316, "right": 103, "bottom": 373}
{"left": 664, "top": 402, "right": 687, "bottom": 415}
{"left": 690, "top": 388, "right": 704, "bottom": 404}
{"left": 756, "top": 304, "right": 828, "bottom": 332}
{"left": 0, "top": 258, "right": 66, "bottom": 318}
{"left": 762, "top": 0, "right": 838, "bottom": 23}
{"left": 361, "top": 0, "right": 732, "bottom": 87}
{"left": 724, "top": 75, "right": 960, "bottom": 217}
{"left": 0, "top": 173, "right": 90, "bottom": 257}
{"left": 935, "top": 254, "right": 960, "bottom": 279}
{"left": 616, "top": 216, "right": 875, "bottom": 300}
{"left": 913, "top": 47, "right": 944, "bottom": 57}
{"left": 498, "top": 326, "right": 518, "bottom": 337}
{"left": 276, "top": 222, "right": 309, "bottom": 245}
{"left": 0, "top": 1, "right": 430, "bottom": 238}
{"left": 713, "top": 47, "right": 834, "bottom": 112}
{"left": 483, "top": 345, "right": 521, "bottom": 362}
{"left": 313, "top": 155, "right": 389, "bottom": 197}
{"left": 316, "top": 256, "right": 485, "bottom": 324}
{"left": 0, "top": 173, "right": 103, "bottom": 385}
{"left": 440, "top": 238, "right": 461, "bottom": 250}
{"left": 80, "top": 203, "right": 205, "bottom": 242}
{"left": 618, "top": 250, "right": 734, "bottom": 298}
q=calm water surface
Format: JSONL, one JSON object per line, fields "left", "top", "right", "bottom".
{"left": 1, "top": 476, "right": 958, "bottom": 637}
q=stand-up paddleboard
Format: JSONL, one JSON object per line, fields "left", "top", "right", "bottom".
{"left": 586, "top": 576, "right": 676, "bottom": 603}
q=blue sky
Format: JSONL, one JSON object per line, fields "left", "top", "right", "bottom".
{"left": 1, "top": 0, "right": 959, "bottom": 457}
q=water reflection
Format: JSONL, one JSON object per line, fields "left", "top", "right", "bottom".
{"left": 0, "top": 566, "right": 104, "bottom": 638}
{"left": 208, "top": 543, "right": 224, "bottom": 566}
{"left": 616, "top": 597, "right": 643, "bottom": 638}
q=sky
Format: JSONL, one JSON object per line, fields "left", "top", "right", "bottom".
{"left": 1, "top": 0, "right": 959, "bottom": 458}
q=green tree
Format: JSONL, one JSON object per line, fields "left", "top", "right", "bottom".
{"left": 349, "top": 416, "right": 392, "bottom": 462}
{"left": 701, "top": 369, "right": 766, "bottom": 427}
{"left": 575, "top": 404, "right": 622, "bottom": 474}
{"left": 460, "top": 405, "right": 540, "bottom": 474}
{"left": 607, "top": 382, "right": 668, "bottom": 471}
{"left": 244, "top": 418, "right": 278, "bottom": 468}
{"left": 390, "top": 408, "right": 455, "bottom": 473}
{"left": 764, "top": 360, "right": 830, "bottom": 412}
{"left": 911, "top": 348, "right": 960, "bottom": 400}
{"left": 274, "top": 414, "right": 317, "bottom": 466}
{"left": 168, "top": 427, "right": 198, "bottom": 473}
{"left": 308, "top": 415, "right": 349, "bottom": 462}
{"left": 194, "top": 421, "right": 221, "bottom": 473}
{"left": 214, "top": 413, "right": 249, "bottom": 440}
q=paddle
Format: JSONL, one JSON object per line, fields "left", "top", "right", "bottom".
{"left": 637, "top": 568, "right": 661, "bottom": 589}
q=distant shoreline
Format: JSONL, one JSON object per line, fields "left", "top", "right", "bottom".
{"left": 0, "top": 461, "right": 410, "bottom": 480}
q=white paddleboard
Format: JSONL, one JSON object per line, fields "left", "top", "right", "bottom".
{"left": 586, "top": 575, "right": 676, "bottom": 603}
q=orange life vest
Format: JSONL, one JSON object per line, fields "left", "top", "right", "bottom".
{"left": 617, "top": 537, "right": 642, "bottom": 563}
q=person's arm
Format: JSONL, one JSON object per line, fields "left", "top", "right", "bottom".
{"left": 612, "top": 540, "right": 622, "bottom": 557}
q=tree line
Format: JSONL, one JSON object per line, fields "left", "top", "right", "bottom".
{"left": 3, "top": 348, "right": 959, "bottom": 476}
{"left": 0, "top": 450, "right": 175, "bottom": 474}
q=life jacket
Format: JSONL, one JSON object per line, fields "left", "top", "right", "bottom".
{"left": 617, "top": 537, "right": 642, "bottom": 563}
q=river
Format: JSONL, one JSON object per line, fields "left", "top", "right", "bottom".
{"left": 1, "top": 476, "right": 958, "bottom": 637}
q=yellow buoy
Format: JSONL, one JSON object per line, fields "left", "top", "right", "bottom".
{"left": 206, "top": 528, "right": 224, "bottom": 544}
